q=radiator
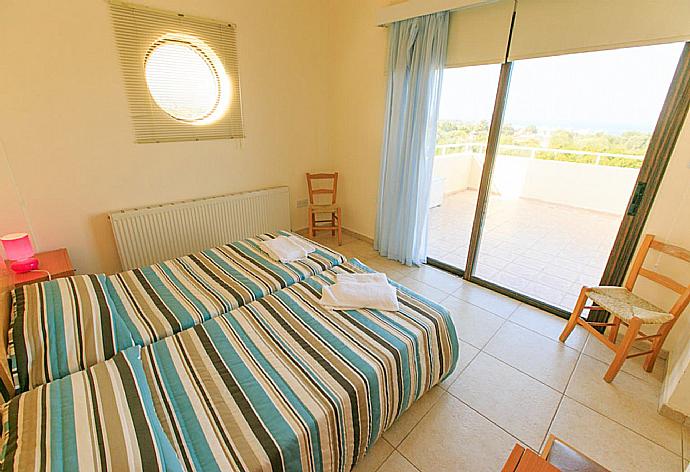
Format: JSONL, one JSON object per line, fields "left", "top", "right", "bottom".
{"left": 109, "top": 186, "right": 291, "bottom": 270}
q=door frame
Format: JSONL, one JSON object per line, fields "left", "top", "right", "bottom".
{"left": 428, "top": 41, "right": 690, "bottom": 320}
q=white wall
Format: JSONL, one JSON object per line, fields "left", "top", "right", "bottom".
{"left": 0, "top": 0, "right": 332, "bottom": 274}
{"left": 432, "top": 154, "right": 475, "bottom": 193}
{"left": 513, "top": 158, "right": 638, "bottom": 214}
{"left": 434, "top": 153, "right": 639, "bottom": 215}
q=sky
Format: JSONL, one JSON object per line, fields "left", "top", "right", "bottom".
{"left": 438, "top": 42, "right": 684, "bottom": 133}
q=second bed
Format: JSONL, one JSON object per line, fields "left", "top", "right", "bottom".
{"left": 141, "top": 260, "right": 458, "bottom": 472}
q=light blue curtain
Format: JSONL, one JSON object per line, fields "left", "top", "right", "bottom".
{"left": 375, "top": 11, "right": 449, "bottom": 266}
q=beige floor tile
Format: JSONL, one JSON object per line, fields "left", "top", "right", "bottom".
{"left": 582, "top": 335, "right": 667, "bottom": 386}
{"left": 300, "top": 230, "right": 355, "bottom": 241}
{"left": 336, "top": 248, "right": 359, "bottom": 260}
{"left": 340, "top": 242, "right": 376, "bottom": 256}
{"left": 351, "top": 437, "right": 394, "bottom": 472}
{"left": 357, "top": 257, "right": 406, "bottom": 281}
{"left": 509, "top": 304, "right": 588, "bottom": 351}
{"left": 399, "top": 394, "right": 517, "bottom": 472}
{"left": 365, "top": 253, "right": 405, "bottom": 267}
{"left": 439, "top": 340, "right": 480, "bottom": 390}
{"left": 452, "top": 282, "right": 520, "bottom": 318}
{"left": 429, "top": 190, "right": 621, "bottom": 311}
{"left": 383, "top": 387, "right": 444, "bottom": 446}
{"left": 684, "top": 427, "right": 690, "bottom": 461}
{"left": 449, "top": 352, "right": 562, "bottom": 450}
{"left": 408, "top": 265, "right": 464, "bottom": 294}
{"left": 566, "top": 355, "right": 681, "bottom": 455}
{"left": 389, "top": 262, "right": 419, "bottom": 278}
{"left": 377, "top": 451, "right": 420, "bottom": 472}
{"left": 484, "top": 322, "right": 579, "bottom": 392}
{"left": 549, "top": 398, "right": 682, "bottom": 472}
{"left": 397, "top": 277, "right": 449, "bottom": 303}
{"left": 442, "top": 296, "right": 505, "bottom": 349}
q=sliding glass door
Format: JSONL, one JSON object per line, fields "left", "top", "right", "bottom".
{"left": 429, "top": 42, "right": 686, "bottom": 314}
{"left": 428, "top": 64, "right": 500, "bottom": 269}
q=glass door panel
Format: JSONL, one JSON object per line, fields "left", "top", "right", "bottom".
{"left": 428, "top": 64, "right": 501, "bottom": 271}
{"left": 473, "top": 43, "right": 684, "bottom": 311}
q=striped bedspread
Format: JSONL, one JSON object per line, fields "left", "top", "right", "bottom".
{"left": 141, "top": 260, "right": 458, "bottom": 472}
{"left": 107, "top": 232, "right": 345, "bottom": 346}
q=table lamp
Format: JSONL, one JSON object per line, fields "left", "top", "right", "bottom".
{"left": 1, "top": 233, "right": 39, "bottom": 273}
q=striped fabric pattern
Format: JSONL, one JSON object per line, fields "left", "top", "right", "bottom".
{"left": 107, "top": 232, "right": 345, "bottom": 347}
{"left": 8, "top": 274, "right": 134, "bottom": 397}
{"left": 0, "top": 346, "right": 183, "bottom": 472}
{"left": 141, "top": 260, "right": 458, "bottom": 472}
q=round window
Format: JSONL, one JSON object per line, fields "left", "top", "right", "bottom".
{"left": 145, "top": 35, "right": 230, "bottom": 125}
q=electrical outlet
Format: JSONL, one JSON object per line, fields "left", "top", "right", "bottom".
{"left": 296, "top": 198, "right": 308, "bottom": 208}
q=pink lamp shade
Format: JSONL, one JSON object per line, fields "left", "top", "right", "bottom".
{"left": 1, "top": 233, "right": 39, "bottom": 273}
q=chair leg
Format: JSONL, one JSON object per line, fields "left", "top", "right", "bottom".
{"left": 604, "top": 317, "right": 642, "bottom": 383}
{"left": 608, "top": 316, "right": 621, "bottom": 343}
{"left": 331, "top": 212, "right": 335, "bottom": 236}
{"left": 559, "top": 287, "right": 588, "bottom": 343}
{"left": 336, "top": 208, "right": 342, "bottom": 246}
{"left": 643, "top": 322, "right": 671, "bottom": 372}
{"left": 308, "top": 209, "right": 314, "bottom": 238}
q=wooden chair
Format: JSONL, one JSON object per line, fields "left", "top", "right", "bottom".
{"left": 306, "top": 172, "right": 342, "bottom": 245}
{"left": 560, "top": 234, "right": 690, "bottom": 382}
{"left": 541, "top": 435, "right": 608, "bottom": 471}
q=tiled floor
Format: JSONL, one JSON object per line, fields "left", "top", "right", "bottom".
{"left": 306, "top": 232, "right": 684, "bottom": 472}
{"left": 427, "top": 190, "right": 623, "bottom": 311}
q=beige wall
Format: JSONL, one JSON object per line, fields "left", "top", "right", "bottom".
{"left": 638, "top": 113, "right": 690, "bottom": 353}
{"left": 326, "top": 0, "right": 389, "bottom": 240}
{"left": 635, "top": 113, "right": 690, "bottom": 415}
{"left": 0, "top": 0, "right": 332, "bottom": 274}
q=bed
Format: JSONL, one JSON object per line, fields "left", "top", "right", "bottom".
{"left": 0, "top": 244, "right": 458, "bottom": 472}
{"left": 141, "top": 260, "right": 458, "bottom": 472}
{"left": 107, "top": 231, "right": 346, "bottom": 346}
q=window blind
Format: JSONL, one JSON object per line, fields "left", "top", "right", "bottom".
{"left": 445, "top": 0, "right": 514, "bottom": 67}
{"left": 509, "top": 0, "right": 690, "bottom": 61}
{"left": 110, "top": 1, "right": 244, "bottom": 143}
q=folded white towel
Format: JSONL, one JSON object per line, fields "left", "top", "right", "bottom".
{"left": 320, "top": 277, "right": 399, "bottom": 311}
{"left": 287, "top": 235, "right": 317, "bottom": 254}
{"left": 258, "top": 236, "right": 308, "bottom": 263}
{"left": 336, "top": 273, "right": 388, "bottom": 285}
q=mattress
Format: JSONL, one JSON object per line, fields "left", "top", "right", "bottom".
{"left": 107, "top": 232, "right": 345, "bottom": 346}
{"left": 141, "top": 260, "right": 458, "bottom": 472}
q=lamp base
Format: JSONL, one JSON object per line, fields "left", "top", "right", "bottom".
{"left": 10, "top": 257, "right": 39, "bottom": 274}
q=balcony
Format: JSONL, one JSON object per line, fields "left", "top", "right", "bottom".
{"left": 428, "top": 143, "right": 642, "bottom": 311}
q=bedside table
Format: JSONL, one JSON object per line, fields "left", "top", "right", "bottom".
{"left": 5, "top": 248, "right": 75, "bottom": 288}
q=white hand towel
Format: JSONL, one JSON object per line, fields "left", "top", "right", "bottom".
{"left": 320, "top": 279, "right": 399, "bottom": 311}
{"left": 288, "top": 235, "right": 317, "bottom": 254}
{"left": 336, "top": 273, "right": 388, "bottom": 285}
{"left": 258, "top": 236, "right": 308, "bottom": 263}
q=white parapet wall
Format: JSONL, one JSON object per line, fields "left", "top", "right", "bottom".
{"left": 433, "top": 152, "right": 640, "bottom": 215}
{"left": 432, "top": 153, "right": 476, "bottom": 193}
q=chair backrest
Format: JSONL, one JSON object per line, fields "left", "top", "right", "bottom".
{"left": 625, "top": 234, "right": 690, "bottom": 317}
{"left": 306, "top": 172, "right": 338, "bottom": 205}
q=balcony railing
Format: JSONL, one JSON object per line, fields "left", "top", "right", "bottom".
{"left": 436, "top": 142, "right": 643, "bottom": 167}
